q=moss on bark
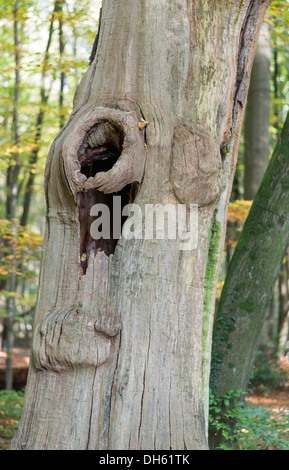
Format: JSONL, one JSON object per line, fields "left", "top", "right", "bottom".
{"left": 210, "top": 111, "right": 289, "bottom": 448}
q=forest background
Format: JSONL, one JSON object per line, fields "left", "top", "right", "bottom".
{"left": 0, "top": 0, "right": 289, "bottom": 450}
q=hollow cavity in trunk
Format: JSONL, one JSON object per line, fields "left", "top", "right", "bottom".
{"left": 77, "top": 122, "right": 138, "bottom": 274}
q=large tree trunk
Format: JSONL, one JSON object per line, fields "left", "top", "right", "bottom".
{"left": 12, "top": 0, "right": 270, "bottom": 450}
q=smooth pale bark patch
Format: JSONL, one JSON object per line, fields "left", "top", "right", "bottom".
{"left": 170, "top": 123, "right": 221, "bottom": 207}
{"left": 244, "top": 22, "right": 271, "bottom": 199}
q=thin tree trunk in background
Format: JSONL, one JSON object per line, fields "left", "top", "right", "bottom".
{"left": 244, "top": 22, "right": 271, "bottom": 200}
{"left": 5, "top": 0, "right": 21, "bottom": 390}
{"left": 7, "top": 0, "right": 20, "bottom": 220}
{"left": 12, "top": 0, "right": 270, "bottom": 450}
{"left": 210, "top": 110, "right": 289, "bottom": 448}
{"left": 20, "top": 113, "right": 44, "bottom": 227}
{"left": 58, "top": 0, "right": 66, "bottom": 129}
{"left": 72, "top": 25, "right": 78, "bottom": 92}
{"left": 244, "top": 21, "right": 273, "bottom": 349}
{"left": 5, "top": 270, "right": 17, "bottom": 390}
{"left": 278, "top": 257, "right": 289, "bottom": 357}
{"left": 20, "top": 4, "right": 57, "bottom": 227}
{"left": 273, "top": 48, "right": 279, "bottom": 133}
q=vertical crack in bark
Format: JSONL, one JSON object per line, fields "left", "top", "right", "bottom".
{"left": 86, "top": 366, "right": 98, "bottom": 449}
{"left": 17, "top": 372, "right": 41, "bottom": 450}
{"left": 220, "top": 0, "right": 265, "bottom": 157}
{"left": 106, "top": 330, "right": 122, "bottom": 446}
{"left": 168, "top": 373, "right": 172, "bottom": 450}
{"left": 138, "top": 106, "right": 148, "bottom": 149}
{"left": 138, "top": 319, "right": 151, "bottom": 448}
{"left": 207, "top": 209, "right": 218, "bottom": 255}
{"left": 234, "top": 0, "right": 269, "bottom": 119}
{"left": 234, "top": 0, "right": 255, "bottom": 108}
{"left": 138, "top": 368, "right": 147, "bottom": 448}
{"left": 181, "top": 398, "right": 186, "bottom": 451}
{"left": 89, "top": 6, "right": 103, "bottom": 65}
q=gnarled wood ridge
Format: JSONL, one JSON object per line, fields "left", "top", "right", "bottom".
{"left": 12, "top": 0, "right": 271, "bottom": 450}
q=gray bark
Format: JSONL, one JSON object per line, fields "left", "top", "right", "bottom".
{"left": 244, "top": 21, "right": 271, "bottom": 348}
{"left": 244, "top": 22, "right": 271, "bottom": 200}
{"left": 12, "top": 0, "right": 270, "bottom": 450}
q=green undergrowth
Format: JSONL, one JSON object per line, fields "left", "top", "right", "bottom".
{"left": 250, "top": 348, "right": 288, "bottom": 395}
{"left": 0, "top": 389, "right": 24, "bottom": 450}
{"left": 209, "top": 388, "right": 289, "bottom": 450}
{"left": 1, "top": 386, "right": 289, "bottom": 450}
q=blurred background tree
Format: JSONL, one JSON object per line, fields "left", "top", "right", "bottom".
{"left": 209, "top": 0, "right": 289, "bottom": 450}
{"left": 220, "top": 0, "right": 289, "bottom": 357}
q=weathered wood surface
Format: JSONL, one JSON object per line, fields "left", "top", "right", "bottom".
{"left": 12, "top": 0, "right": 270, "bottom": 450}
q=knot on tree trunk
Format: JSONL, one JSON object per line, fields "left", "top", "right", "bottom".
{"left": 170, "top": 122, "right": 222, "bottom": 207}
{"left": 62, "top": 104, "right": 147, "bottom": 197}
{"left": 32, "top": 306, "right": 121, "bottom": 372}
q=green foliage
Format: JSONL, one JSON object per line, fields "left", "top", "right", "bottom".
{"left": 237, "top": 405, "right": 289, "bottom": 450}
{"left": 209, "top": 388, "right": 248, "bottom": 449}
{"left": 233, "top": 1, "right": 289, "bottom": 199}
{"left": 0, "top": 218, "right": 43, "bottom": 277}
{"left": 250, "top": 348, "right": 288, "bottom": 395}
{"left": 0, "top": 218, "right": 43, "bottom": 318}
{"left": 267, "top": 1, "right": 289, "bottom": 44}
{"left": 209, "top": 389, "right": 289, "bottom": 450}
{"left": 0, "top": 0, "right": 101, "bottom": 339}
{"left": 267, "top": 1, "right": 289, "bottom": 147}
{"left": 0, "top": 389, "right": 24, "bottom": 450}
{"left": 0, "top": 0, "right": 100, "bottom": 221}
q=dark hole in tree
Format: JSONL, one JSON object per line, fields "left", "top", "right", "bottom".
{"left": 78, "top": 123, "right": 138, "bottom": 276}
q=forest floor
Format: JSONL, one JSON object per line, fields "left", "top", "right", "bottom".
{"left": 0, "top": 348, "right": 30, "bottom": 450}
{"left": 1, "top": 349, "right": 289, "bottom": 450}
{"left": 248, "top": 355, "right": 289, "bottom": 408}
{"left": 0, "top": 348, "right": 30, "bottom": 390}
{"left": 249, "top": 389, "right": 289, "bottom": 408}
